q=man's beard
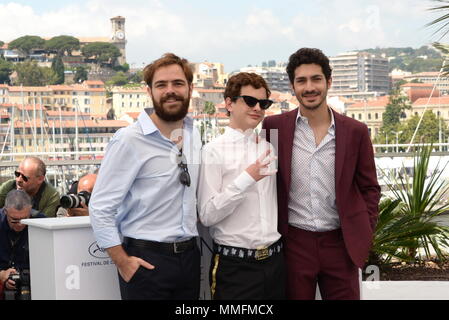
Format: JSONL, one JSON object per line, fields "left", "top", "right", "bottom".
{"left": 152, "top": 92, "right": 190, "bottom": 122}
{"left": 298, "top": 90, "right": 327, "bottom": 111}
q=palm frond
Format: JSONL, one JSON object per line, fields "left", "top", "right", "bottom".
{"left": 369, "top": 144, "right": 449, "bottom": 264}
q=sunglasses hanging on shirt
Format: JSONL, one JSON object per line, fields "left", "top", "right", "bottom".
{"left": 177, "top": 149, "right": 191, "bottom": 187}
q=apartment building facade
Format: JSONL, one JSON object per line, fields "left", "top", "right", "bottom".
{"left": 402, "top": 72, "right": 449, "bottom": 95}
{"left": 192, "top": 62, "right": 228, "bottom": 88}
{"left": 111, "top": 85, "right": 152, "bottom": 118}
{"left": 329, "top": 51, "right": 390, "bottom": 100}
{"left": 10, "top": 118, "right": 129, "bottom": 157}
{"left": 236, "top": 66, "right": 291, "bottom": 93}
{"left": 346, "top": 94, "right": 449, "bottom": 140}
{"left": 0, "top": 81, "right": 107, "bottom": 114}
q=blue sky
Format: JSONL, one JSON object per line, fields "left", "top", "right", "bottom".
{"left": 0, "top": 0, "right": 446, "bottom": 71}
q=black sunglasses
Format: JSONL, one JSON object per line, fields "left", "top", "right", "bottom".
{"left": 233, "top": 95, "right": 273, "bottom": 110}
{"left": 177, "top": 150, "right": 191, "bottom": 187}
{"left": 14, "top": 171, "right": 29, "bottom": 182}
{"left": 5, "top": 209, "right": 23, "bottom": 224}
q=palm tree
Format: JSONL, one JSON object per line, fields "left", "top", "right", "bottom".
{"left": 427, "top": 0, "right": 449, "bottom": 39}
{"left": 431, "top": 42, "right": 449, "bottom": 75}
{"left": 379, "top": 145, "right": 449, "bottom": 262}
{"left": 368, "top": 198, "right": 441, "bottom": 266}
{"left": 427, "top": 1, "right": 449, "bottom": 75}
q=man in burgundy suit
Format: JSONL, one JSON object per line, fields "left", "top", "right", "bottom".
{"left": 262, "top": 48, "right": 380, "bottom": 300}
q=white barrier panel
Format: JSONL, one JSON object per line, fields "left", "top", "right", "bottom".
{"left": 362, "top": 281, "right": 449, "bottom": 300}
{"left": 22, "top": 216, "right": 121, "bottom": 300}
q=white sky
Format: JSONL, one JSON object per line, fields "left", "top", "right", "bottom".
{"left": 0, "top": 0, "right": 445, "bottom": 72}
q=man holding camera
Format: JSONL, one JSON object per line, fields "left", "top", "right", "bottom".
{"left": 0, "top": 190, "right": 45, "bottom": 299}
{"left": 67, "top": 173, "right": 97, "bottom": 216}
{"left": 57, "top": 173, "right": 97, "bottom": 217}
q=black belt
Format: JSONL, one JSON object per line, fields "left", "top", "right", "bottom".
{"left": 123, "top": 237, "right": 196, "bottom": 254}
{"left": 214, "top": 239, "right": 283, "bottom": 261}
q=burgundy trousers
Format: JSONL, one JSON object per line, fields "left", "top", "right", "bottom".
{"left": 285, "top": 225, "right": 360, "bottom": 300}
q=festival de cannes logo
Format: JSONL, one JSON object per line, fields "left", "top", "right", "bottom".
{"left": 88, "top": 242, "right": 109, "bottom": 259}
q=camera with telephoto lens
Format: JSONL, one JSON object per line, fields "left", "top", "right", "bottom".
{"left": 60, "top": 191, "right": 91, "bottom": 208}
{"left": 4, "top": 269, "right": 31, "bottom": 300}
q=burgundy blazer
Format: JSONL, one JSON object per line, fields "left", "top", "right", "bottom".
{"left": 262, "top": 108, "right": 381, "bottom": 268}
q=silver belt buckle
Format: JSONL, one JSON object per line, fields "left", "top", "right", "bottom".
{"left": 173, "top": 242, "right": 182, "bottom": 253}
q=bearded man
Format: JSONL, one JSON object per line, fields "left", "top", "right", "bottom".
{"left": 90, "top": 53, "right": 202, "bottom": 300}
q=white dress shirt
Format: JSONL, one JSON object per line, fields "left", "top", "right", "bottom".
{"left": 198, "top": 126, "right": 281, "bottom": 249}
{"left": 288, "top": 109, "right": 340, "bottom": 232}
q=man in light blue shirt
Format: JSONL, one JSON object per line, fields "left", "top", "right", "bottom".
{"left": 89, "top": 53, "right": 201, "bottom": 300}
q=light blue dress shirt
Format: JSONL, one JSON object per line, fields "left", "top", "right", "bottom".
{"left": 89, "top": 109, "right": 201, "bottom": 249}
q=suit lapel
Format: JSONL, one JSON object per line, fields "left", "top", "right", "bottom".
{"left": 282, "top": 108, "right": 298, "bottom": 193}
{"left": 334, "top": 109, "right": 346, "bottom": 189}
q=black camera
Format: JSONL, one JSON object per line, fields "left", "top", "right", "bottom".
{"left": 4, "top": 269, "right": 31, "bottom": 300}
{"left": 60, "top": 191, "right": 91, "bottom": 208}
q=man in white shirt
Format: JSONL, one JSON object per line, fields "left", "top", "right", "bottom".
{"left": 198, "top": 72, "right": 285, "bottom": 299}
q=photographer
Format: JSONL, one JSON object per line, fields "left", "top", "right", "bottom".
{"left": 58, "top": 173, "right": 97, "bottom": 217}
{"left": 0, "top": 156, "right": 60, "bottom": 217}
{"left": 0, "top": 190, "right": 45, "bottom": 299}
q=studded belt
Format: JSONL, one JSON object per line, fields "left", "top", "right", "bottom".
{"left": 213, "top": 239, "right": 283, "bottom": 261}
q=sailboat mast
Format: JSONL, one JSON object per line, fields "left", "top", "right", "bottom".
{"left": 10, "top": 103, "right": 14, "bottom": 162}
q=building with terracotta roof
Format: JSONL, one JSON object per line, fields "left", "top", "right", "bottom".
{"left": 9, "top": 118, "right": 129, "bottom": 156}
{"left": 70, "top": 83, "right": 107, "bottom": 114}
{"left": 0, "top": 80, "right": 107, "bottom": 115}
{"left": 343, "top": 93, "right": 449, "bottom": 140}
{"left": 390, "top": 68, "right": 412, "bottom": 87}
{"left": 346, "top": 95, "right": 390, "bottom": 139}
{"left": 194, "top": 88, "right": 224, "bottom": 104}
{"left": 403, "top": 72, "right": 449, "bottom": 95}
{"left": 192, "top": 62, "right": 228, "bottom": 88}
{"left": 269, "top": 90, "right": 297, "bottom": 112}
{"left": 111, "top": 85, "right": 151, "bottom": 118}
{"left": 119, "top": 112, "right": 140, "bottom": 124}
{"left": 411, "top": 96, "right": 449, "bottom": 126}
{"left": 45, "top": 110, "right": 91, "bottom": 121}
{"left": 400, "top": 83, "right": 440, "bottom": 103}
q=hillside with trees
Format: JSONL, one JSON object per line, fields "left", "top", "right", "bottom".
{"left": 44, "top": 35, "right": 80, "bottom": 56}
{"left": 360, "top": 46, "right": 444, "bottom": 73}
{"left": 0, "top": 35, "right": 128, "bottom": 86}
{"left": 8, "top": 35, "right": 45, "bottom": 55}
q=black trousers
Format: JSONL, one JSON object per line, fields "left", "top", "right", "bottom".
{"left": 209, "top": 251, "right": 286, "bottom": 300}
{"left": 119, "top": 240, "right": 201, "bottom": 300}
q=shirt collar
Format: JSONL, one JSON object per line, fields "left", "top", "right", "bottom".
{"left": 138, "top": 109, "right": 158, "bottom": 135}
{"left": 224, "top": 126, "right": 256, "bottom": 142}
{"left": 296, "top": 107, "right": 336, "bottom": 136}
{"left": 138, "top": 108, "right": 194, "bottom": 136}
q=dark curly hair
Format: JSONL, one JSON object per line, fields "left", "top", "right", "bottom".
{"left": 286, "top": 48, "right": 332, "bottom": 84}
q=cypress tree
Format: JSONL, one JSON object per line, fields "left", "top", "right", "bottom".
{"left": 51, "top": 56, "right": 65, "bottom": 84}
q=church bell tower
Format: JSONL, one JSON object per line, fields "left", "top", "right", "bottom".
{"left": 110, "top": 16, "right": 127, "bottom": 65}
